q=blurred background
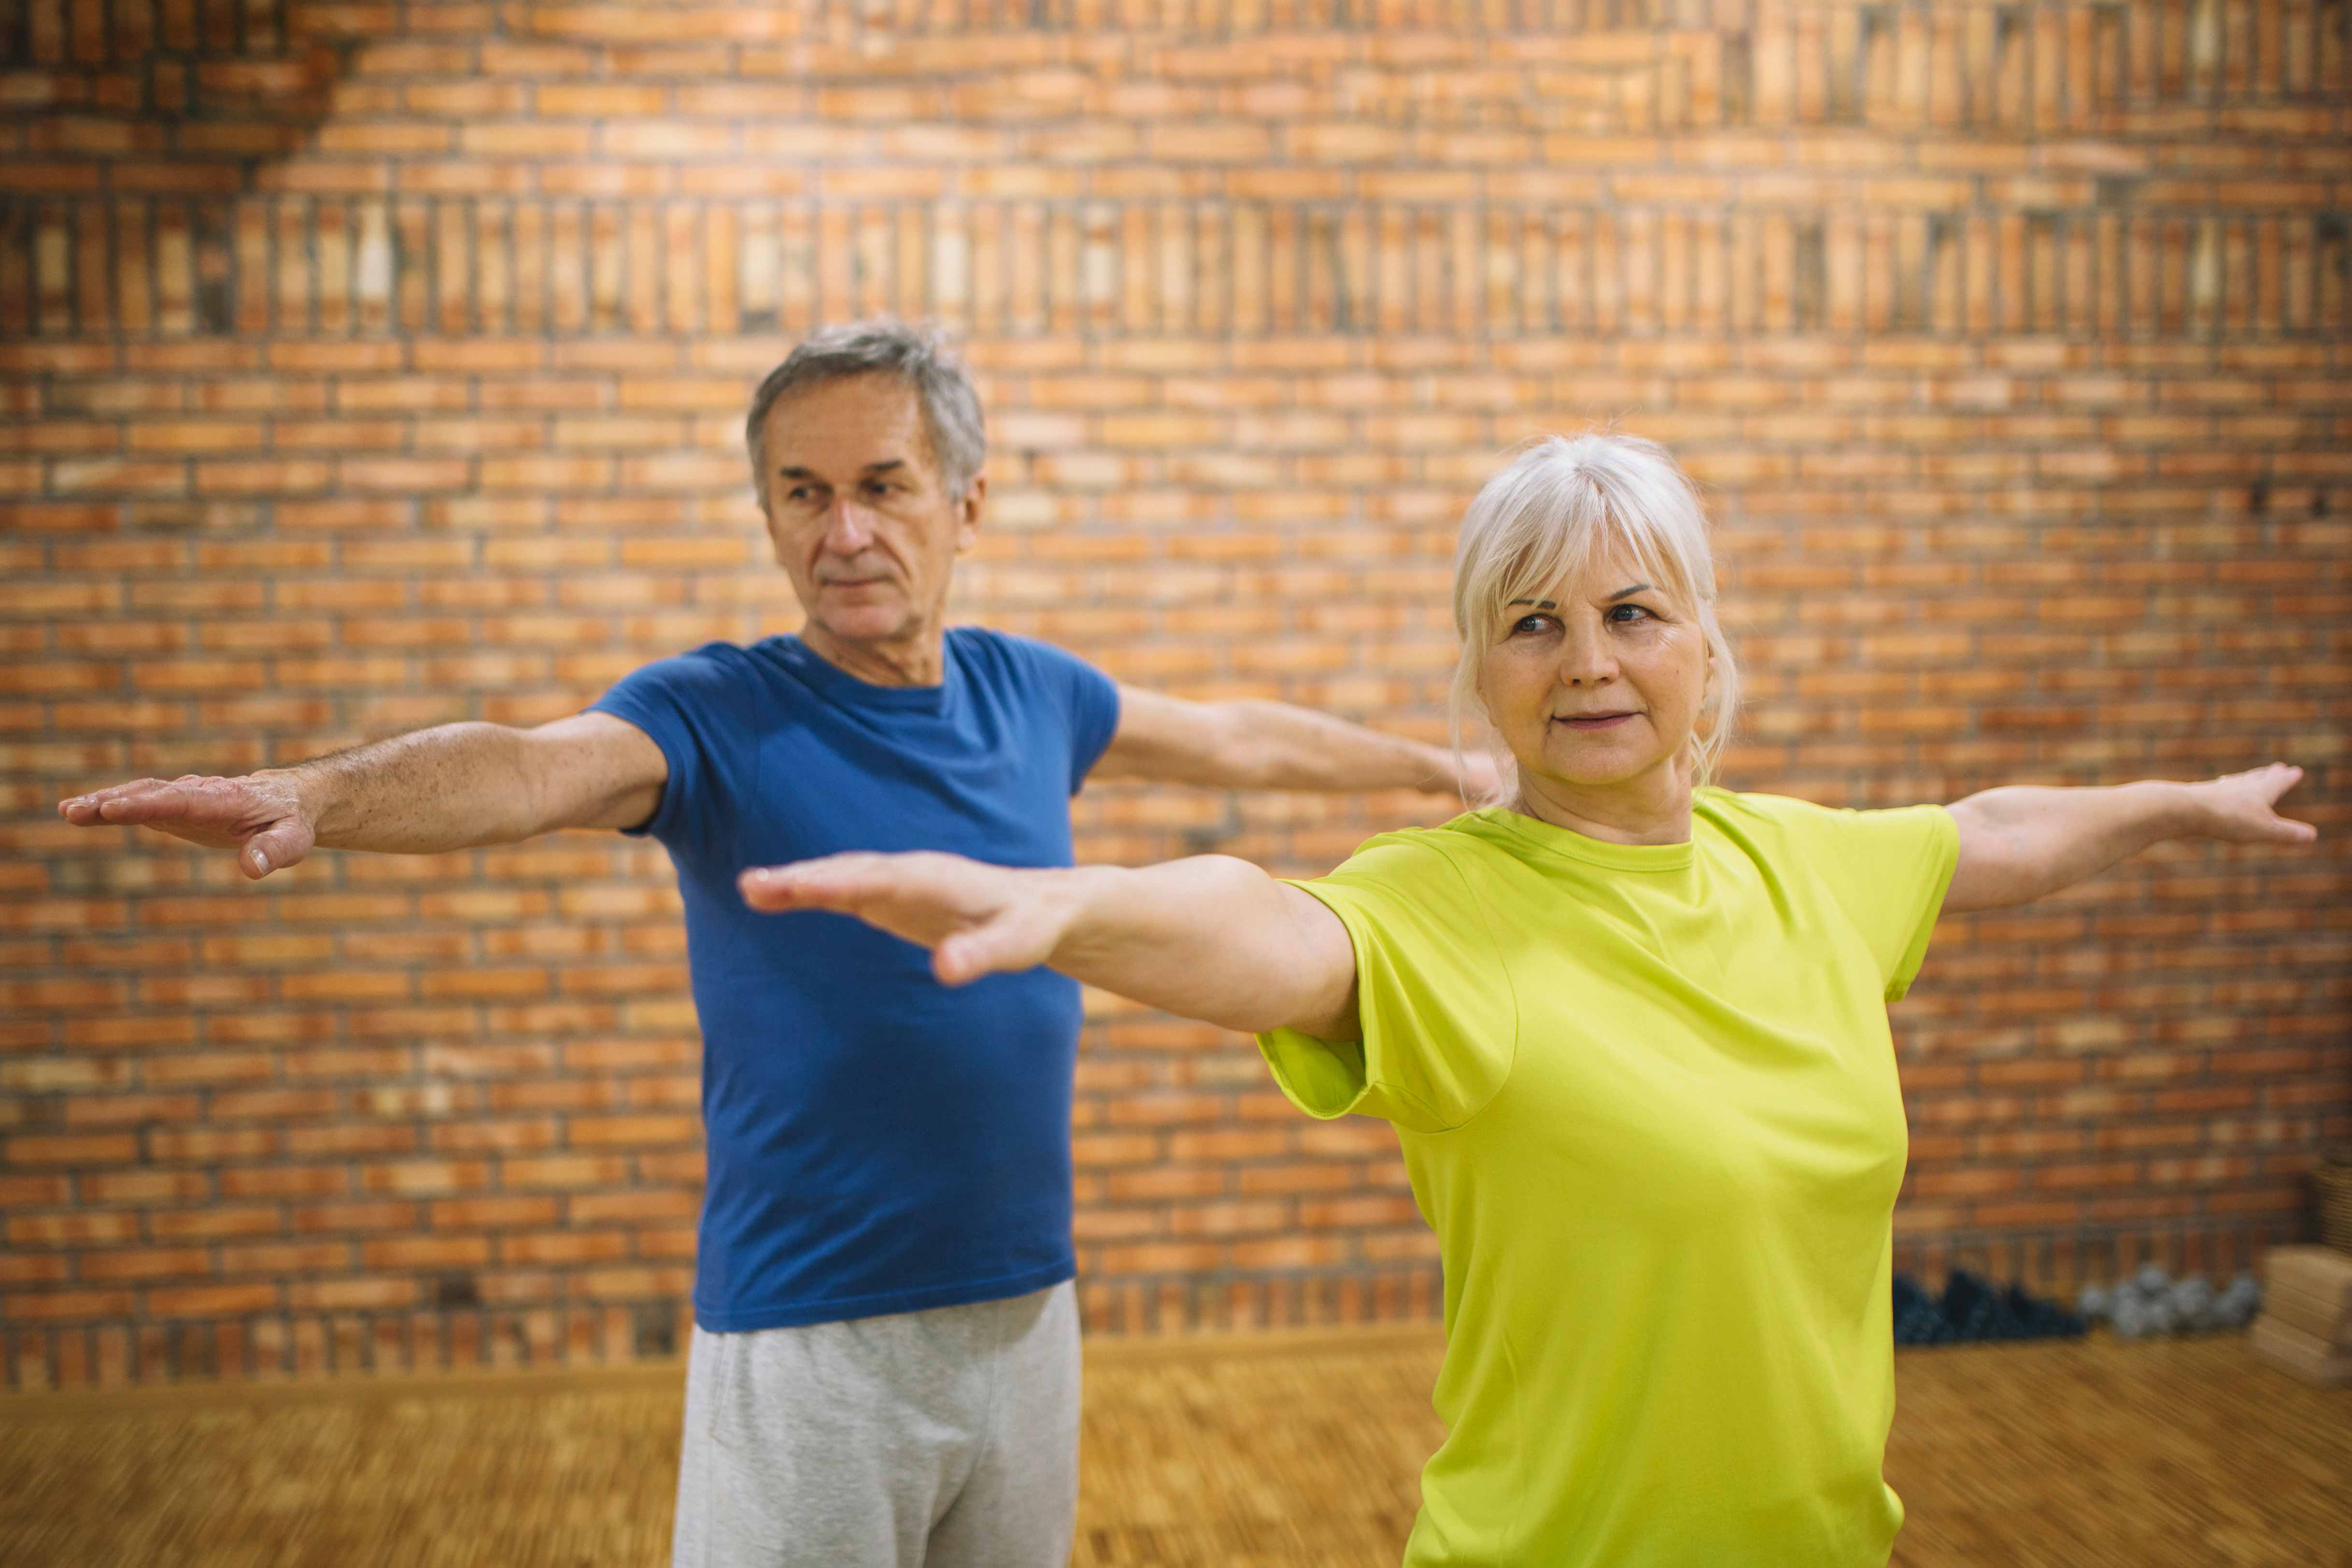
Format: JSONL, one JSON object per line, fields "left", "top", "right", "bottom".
{"left": 3, "top": 0, "right": 2348, "bottom": 1399}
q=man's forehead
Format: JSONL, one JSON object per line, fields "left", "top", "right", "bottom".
{"left": 759, "top": 378, "right": 933, "bottom": 469}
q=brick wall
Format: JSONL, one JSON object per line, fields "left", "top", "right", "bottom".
{"left": 4, "top": 0, "right": 2348, "bottom": 1387}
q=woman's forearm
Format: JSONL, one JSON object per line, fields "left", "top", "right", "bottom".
{"left": 1047, "top": 857, "right": 1358, "bottom": 1036}
{"left": 742, "top": 849, "right": 1359, "bottom": 1037}
{"left": 1943, "top": 780, "right": 2199, "bottom": 911}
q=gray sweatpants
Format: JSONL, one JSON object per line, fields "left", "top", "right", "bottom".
{"left": 671, "top": 1281, "right": 1080, "bottom": 1568}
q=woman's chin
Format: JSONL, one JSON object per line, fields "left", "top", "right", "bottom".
{"left": 1523, "top": 746, "right": 1675, "bottom": 793}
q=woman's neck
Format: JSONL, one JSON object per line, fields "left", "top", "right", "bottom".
{"left": 1512, "top": 765, "right": 1695, "bottom": 846}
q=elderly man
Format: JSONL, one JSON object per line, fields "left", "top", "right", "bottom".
{"left": 59, "top": 321, "right": 1485, "bottom": 1568}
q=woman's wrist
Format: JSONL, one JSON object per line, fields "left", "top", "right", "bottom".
{"left": 1042, "top": 864, "right": 1128, "bottom": 963}
{"left": 2131, "top": 778, "right": 2209, "bottom": 841}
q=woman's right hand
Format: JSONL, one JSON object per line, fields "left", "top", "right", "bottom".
{"left": 740, "top": 852, "right": 1093, "bottom": 986}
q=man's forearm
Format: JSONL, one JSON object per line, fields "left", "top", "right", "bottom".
{"left": 287, "top": 722, "right": 545, "bottom": 853}
{"left": 1219, "top": 701, "right": 1457, "bottom": 793}
{"left": 1944, "top": 780, "right": 2197, "bottom": 910}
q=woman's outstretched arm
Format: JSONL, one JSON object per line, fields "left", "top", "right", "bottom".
{"left": 739, "top": 852, "right": 1361, "bottom": 1040}
{"left": 1943, "top": 762, "right": 2316, "bottom": 914}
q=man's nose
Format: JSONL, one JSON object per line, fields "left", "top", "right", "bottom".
{"left": 819, "top": 498, "right": 876, "bottom": 552}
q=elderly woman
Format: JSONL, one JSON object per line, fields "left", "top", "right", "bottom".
{"left": 736, "top": 433, "right": 2313, "bottom": 1566}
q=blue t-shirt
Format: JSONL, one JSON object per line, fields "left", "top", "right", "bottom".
{"left": 589, "top": 627, "right": 1121, "bottom": 1331}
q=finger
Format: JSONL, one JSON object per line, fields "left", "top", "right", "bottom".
{"left": 2259, "top": 762, "right": 2304, "bottom": 804}
{"left": 92, "top": 777, "right": 213, "bottom": 825}
{"left": 738, "top": 863, "right": 828, "bottom": 912}
{"left": 738, "top": 856, "right": 894, "bottom": 914}
{"left": 57, "top": 778, "right": 172, "bottom": 824}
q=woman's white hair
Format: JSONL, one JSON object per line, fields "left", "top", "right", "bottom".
{"left": 1449, "top": 431, "right": 1739, "bottom": 802}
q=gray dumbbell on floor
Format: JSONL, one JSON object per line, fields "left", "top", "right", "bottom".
{"left": 2076, "top": 1268, "right": 2263, "bottom": 1340}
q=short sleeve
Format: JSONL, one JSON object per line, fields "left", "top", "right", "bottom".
{"left": 1757, "top": 796, "right": 1959, "bottom": 1003}
{"left": 1256, "top": 837, "right": 1517, "bottom": 1135}
{"left": 585, "top": 646, "right": 749, "bottom": 861}
{"left": 998, "top": 634, "right": 1119, "bottom": 794}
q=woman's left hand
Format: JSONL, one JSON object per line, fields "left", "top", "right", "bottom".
{"left": 2190, "top": 763, "right": 2318, "bottom": 845}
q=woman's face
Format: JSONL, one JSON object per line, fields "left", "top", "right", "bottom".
{"left": 1476, "top": 537, "right": 1711, "bottom": 799}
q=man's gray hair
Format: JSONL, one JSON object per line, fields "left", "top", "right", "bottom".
{"left": 743, "top": 320, "right": 987, "bottom": 500}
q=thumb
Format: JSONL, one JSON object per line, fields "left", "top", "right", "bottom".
{"left": 934, "top": 903, "right": 1064, "bottom": 988}
{"left": 241, "top": 817, "right": 315, "bottom": 880}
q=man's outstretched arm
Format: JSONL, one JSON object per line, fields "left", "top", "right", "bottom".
{"left": 57, "top": 712, "right": 667, "bottom": 879}
{"left": 1093, "top": 685, "right": 1496, "bottom": 801}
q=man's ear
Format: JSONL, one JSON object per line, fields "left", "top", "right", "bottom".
{"left": 953, "top": 472, "right": 987, "bottom": 553}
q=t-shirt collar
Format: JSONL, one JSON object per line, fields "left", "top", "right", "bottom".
{"left": 765, "top": 632, "right": 962, "bottom": 716}
{"left": 1461, "top": 805, "right": 1698, "bottom": 872}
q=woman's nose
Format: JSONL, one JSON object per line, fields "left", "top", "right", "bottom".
{"left": 1556, "top": 625, "right": 1618, "bottom": 686}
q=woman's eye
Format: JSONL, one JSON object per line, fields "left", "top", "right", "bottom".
{"left": 1511, "top": 614, "right": 1554, "bottom": 636}
{"left": 1609, "top": 604, "right": 1654, "bottom": 623}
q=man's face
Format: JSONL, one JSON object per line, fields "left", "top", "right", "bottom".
{"left": 754, "top": 376, "right": 982, "bottom": 650}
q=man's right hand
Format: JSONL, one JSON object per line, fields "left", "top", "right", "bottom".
{"left": 59, "top": 772, "right": 316, "bottom": 880}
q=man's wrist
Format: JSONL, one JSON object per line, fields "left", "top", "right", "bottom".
{"left": 266, "top": 763, "right": 335, "bottom": 838}
{"left": 1416, "top": 744, "right": 1454, "bottom": 792}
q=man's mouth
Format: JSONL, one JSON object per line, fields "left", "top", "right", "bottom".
{"left": 1552, "top": 711, "right": 1639, "bottom": 730}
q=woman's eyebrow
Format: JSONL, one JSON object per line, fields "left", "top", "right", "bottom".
{"left": 1504, "top": 585, "right": 1655, "bottom": 609}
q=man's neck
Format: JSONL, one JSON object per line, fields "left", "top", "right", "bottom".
{"left": 798, "top": 621, "right": 948, "bottom": 688}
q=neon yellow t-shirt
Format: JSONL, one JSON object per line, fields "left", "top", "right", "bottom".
{"left": 1258, "top": 790, "right": 1959, "bottom": 1568}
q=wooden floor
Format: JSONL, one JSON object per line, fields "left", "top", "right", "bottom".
{"left": 2, "top": 1327, "right": 2347, "bottom": 1567}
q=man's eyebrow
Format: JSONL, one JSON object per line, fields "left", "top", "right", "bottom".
{"left": 774, "top": 459, "right": 911, "bottom": 480}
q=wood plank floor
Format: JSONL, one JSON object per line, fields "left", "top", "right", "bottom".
{"left": 2, "top": 1328, "right": 2346, "bottom": 1567}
